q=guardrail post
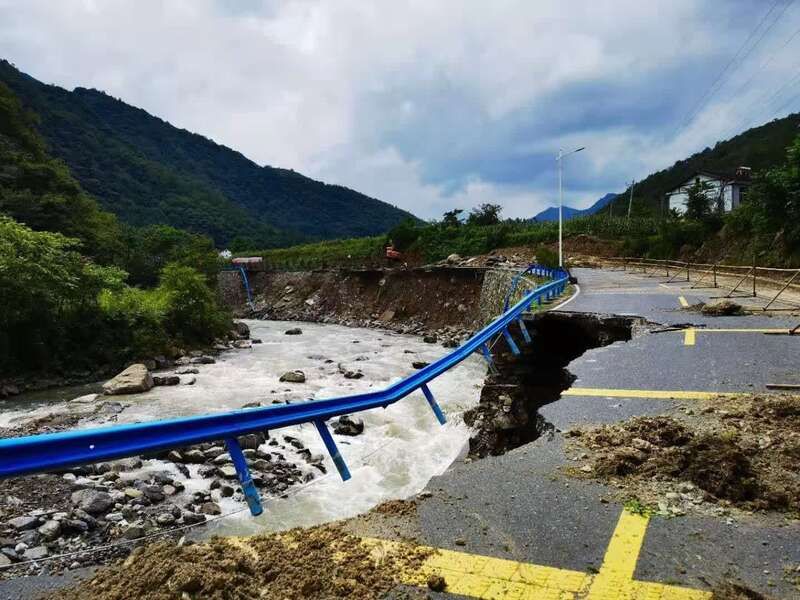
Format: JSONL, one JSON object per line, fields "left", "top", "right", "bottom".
{"left": 420, "top": 384, "right": 446, "bottom": 425}
{"left": 314, "top": 420, "right": 351, "bottom": 481}
{"left": 517, "top": 318, "right": 532, "bottom": 344}
{"left": 225, "top": 437, "right": 263, "bottom": 516}
{"left": 480, "top": 343, "right": 499, "bottom": 374}
{"left": 502, "top": 328, "right": 521, "bottom": 355}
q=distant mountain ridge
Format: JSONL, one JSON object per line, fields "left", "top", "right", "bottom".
{"left": 532, "top": 192, "right": 617, "bottom": 222}
{"left": 0, "top": 60, "right": 417, "bottom": 247}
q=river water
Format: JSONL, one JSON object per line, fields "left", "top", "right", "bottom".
{"left": 1, "top": 320, "right": 486, "bottom": 536}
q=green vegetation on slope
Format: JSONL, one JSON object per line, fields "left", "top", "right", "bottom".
{"left": 0, "top": 81, "right": 230, "bottom": 379}
{"left": 0, "top": 60, "right": 417, "bottom": 247}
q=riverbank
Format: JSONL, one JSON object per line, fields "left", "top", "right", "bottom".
{"left": 0, "top": 320, "right": 485, "bottom": 582}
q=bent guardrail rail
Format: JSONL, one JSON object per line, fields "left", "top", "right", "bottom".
{"left": 0, "top": 265, "right": 568, "bottom": 517}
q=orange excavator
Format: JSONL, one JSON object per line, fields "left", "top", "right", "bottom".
{"left": 385, "top": 241, "right": 402, "bottom": 261}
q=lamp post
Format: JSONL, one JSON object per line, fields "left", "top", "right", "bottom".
{"left": 557, "top": 146, "right": 585, "bottom": 267}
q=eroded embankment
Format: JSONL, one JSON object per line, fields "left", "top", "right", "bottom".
{"left": 219, "top": 267, "right": 488, "bottom": 333}
{"left": 465, "top": 311, "right": 645, "bottom": 457}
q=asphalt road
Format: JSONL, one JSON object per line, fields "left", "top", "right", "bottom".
{"left": 404, "top": 267, "right": 800, "bottom": 599}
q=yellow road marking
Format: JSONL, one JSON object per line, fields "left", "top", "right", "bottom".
{"left": 692, "top": 328, "right": 791, "bottom": 333}
{"left": 684, "top": 328, "right": 696, "bottom": 345}
{"left": 678, "top": 296, "right": 689, "bottom": 307}
{"left": 563, "top": 387, "right": 735, "bottom": 400}
{"left": 376, "top": 510, "right": 709, "bottom": 599}
{"left": 586, "top": 511, "right": 648, "bottom": 599}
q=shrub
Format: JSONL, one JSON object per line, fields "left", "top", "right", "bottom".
{"left": 158, "top": 263, "right": 230, "bottom": 346}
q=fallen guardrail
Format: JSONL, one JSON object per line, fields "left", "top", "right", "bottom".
{"left": 0, "top": 265, "right": 568, "bottom": 517}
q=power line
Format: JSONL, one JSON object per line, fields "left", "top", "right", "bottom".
{"left": 770, "top": 86, "right": 800, "bottom": 117}
{"left": 721, "top": 65, "right": 800, "bottom": 140}
{"left": 728, "top": 15, "right": 800, "bottom": 102}
{"left": 678, "top": 0, "right": 784, "bottom": 131}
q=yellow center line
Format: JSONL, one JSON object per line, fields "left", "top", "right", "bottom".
{"left": 563, "top": 387, "right": 739, "bottom": 400}
{"left": 684, "top": 328, "right": 696, "bottom": 346}
{"left": 678, "top": 296, "right": 689, "bottom": 308}
{"left": 376, "top": 510, "right": 709, "bottom": 599}
{"left": 692, "top": 328, "right": 791, "bottom": 333}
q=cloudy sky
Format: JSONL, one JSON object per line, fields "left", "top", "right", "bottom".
{"left": 1, "top": 0, "right": 799, "bottom": 219}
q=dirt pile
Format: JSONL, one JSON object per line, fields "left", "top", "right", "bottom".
{"left": 567, "top": 395, "right": 800, "bottom": 513}
{"left": 701, "top": 300, "right": 746, "bottom": 316}
{"left": 52, "top": 524, "right": 431, "bottom": 600}
{"left": 712, "top": 582, "right": 771, "bottom": 599}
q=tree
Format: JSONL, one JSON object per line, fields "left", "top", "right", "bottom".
{"left": 683, "top": 180, "right": 713, "bottom": 221}
{"left": 0, "top": 217, "right": 125, "bottom": 373}
{"left": 386, "top": 219, "right": 420, "bottom": 251}
{"left": 441, "top": 208, "right": 464, "bottom": 227}
{"left": 738, "top": 135, "right": 800, "bottom": 249}
{"left": 467, "top": 203, "right": 502, "bottom": 226}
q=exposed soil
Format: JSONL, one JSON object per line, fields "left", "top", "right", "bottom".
{"left": 50, "top": 524, "right": 431, "bottom": 600}
{"left": 712, "top": 581, "right": 772, "bottom": 599}
{"left": 223, "top": 267, "right": 486, "bottom": 336}
{"left": 701, "top": 300, "right": 746, "bottom": 316}
{"left": 544, "top": 234, "right": 623, "bottom": 259}
{"left": 682, "top": 300, "right": 747, "bottom": 316}
{"left": 374, "top": 499, "right": 418, "bottom": 519}
{"left": 566, "top": 394, "right": 800, "bottom": 514}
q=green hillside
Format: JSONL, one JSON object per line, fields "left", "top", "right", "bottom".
{"left": 0, "top": 60, "right": 417, "bottom": 247}
{"left": 1, "top": 79, "right": 232, "bottom": 377}
{"left": 614, "top": 112, "right": 800, "bottom": 214}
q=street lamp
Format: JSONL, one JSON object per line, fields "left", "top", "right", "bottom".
{"left": 556, "top": 146, "right": 585, "bottom": 267}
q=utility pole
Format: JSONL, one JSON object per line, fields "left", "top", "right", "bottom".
{"left": 558, "top": 149, "right": 563, "bottom": 268}
{"left": 627, "top": 180, "right": 635, "bottom": 221}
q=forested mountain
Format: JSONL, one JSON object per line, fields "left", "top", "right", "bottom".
{"left": 613, "top": 112, "right": 800, "bottom": 214}
{"left": 0, "top": 60, "right": 416, "bottom": 247}
{"left": 1, "top": 78, "right": 230, "bottom": 377}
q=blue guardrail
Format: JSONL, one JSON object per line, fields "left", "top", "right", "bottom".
{"left": 0, "top": 265, "right": 568, "bottom": 516}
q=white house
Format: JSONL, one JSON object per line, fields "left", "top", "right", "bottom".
{"left": 667, "top": 167, "right": 751, "bottom": 214}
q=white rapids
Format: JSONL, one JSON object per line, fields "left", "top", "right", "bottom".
{"left": 1, "top": 320, "right": 486, "bottom": 536}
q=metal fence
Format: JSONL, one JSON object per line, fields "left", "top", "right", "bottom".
{"left": 0, "top": 265, "right": 568, "bottom": 517}
{"left": 603, "top": 257, "right": 800, "bottom": 311}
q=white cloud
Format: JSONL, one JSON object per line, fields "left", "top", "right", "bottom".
{"left": 1, "top": 0, "right": 797, "bottom": 220}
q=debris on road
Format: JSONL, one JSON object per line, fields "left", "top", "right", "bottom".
{"left": 698, "top": 300, "right": 745, "bottom": 316}
{"left": 566, "top": 394, "right": 800, "bottom": 515}
{"left": 51, "top": 525, "right": 431, "bottom": 600}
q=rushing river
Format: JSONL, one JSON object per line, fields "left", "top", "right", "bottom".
{"left": 1, "top": 320, "right": 486, "bottom": 536}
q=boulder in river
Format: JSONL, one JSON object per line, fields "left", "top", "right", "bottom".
{"left": 190, "top": 356, "right": 216, "bottom": 365}
{"left": 70, "top": 489, "right": 114, "bottom": 515}
{"left": 7, "top": 516, "right": 38, "bottom": 531}
{"left": 279, "top": 370, "right": 306, "bottom": 383}
{"left": 232, "top": 321, "right": 250, "bottom": 339}
{"left": 69, "top": 393, "right": 100, "bottom": 404}
{"left": 333, "top": 415, "right": 364, "bottom": 436}
{"left": 102, "top": 364, "right": 154, "bottom": 395}
{"left": 284, "top": 327, "right": 303, "bottom": 335}
{"left": 153, "top": 375, "right": 180, "bottom": 387}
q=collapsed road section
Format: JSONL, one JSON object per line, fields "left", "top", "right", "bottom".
{"left": 465, "top": 311, "right": 647, "bottom": 457}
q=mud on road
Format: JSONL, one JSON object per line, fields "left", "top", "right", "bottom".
{"left": 565, "top": 393, "right": 800, "bottom": 516}
{"left": 50, "top": 523, "right": 431, "bottom": 600}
